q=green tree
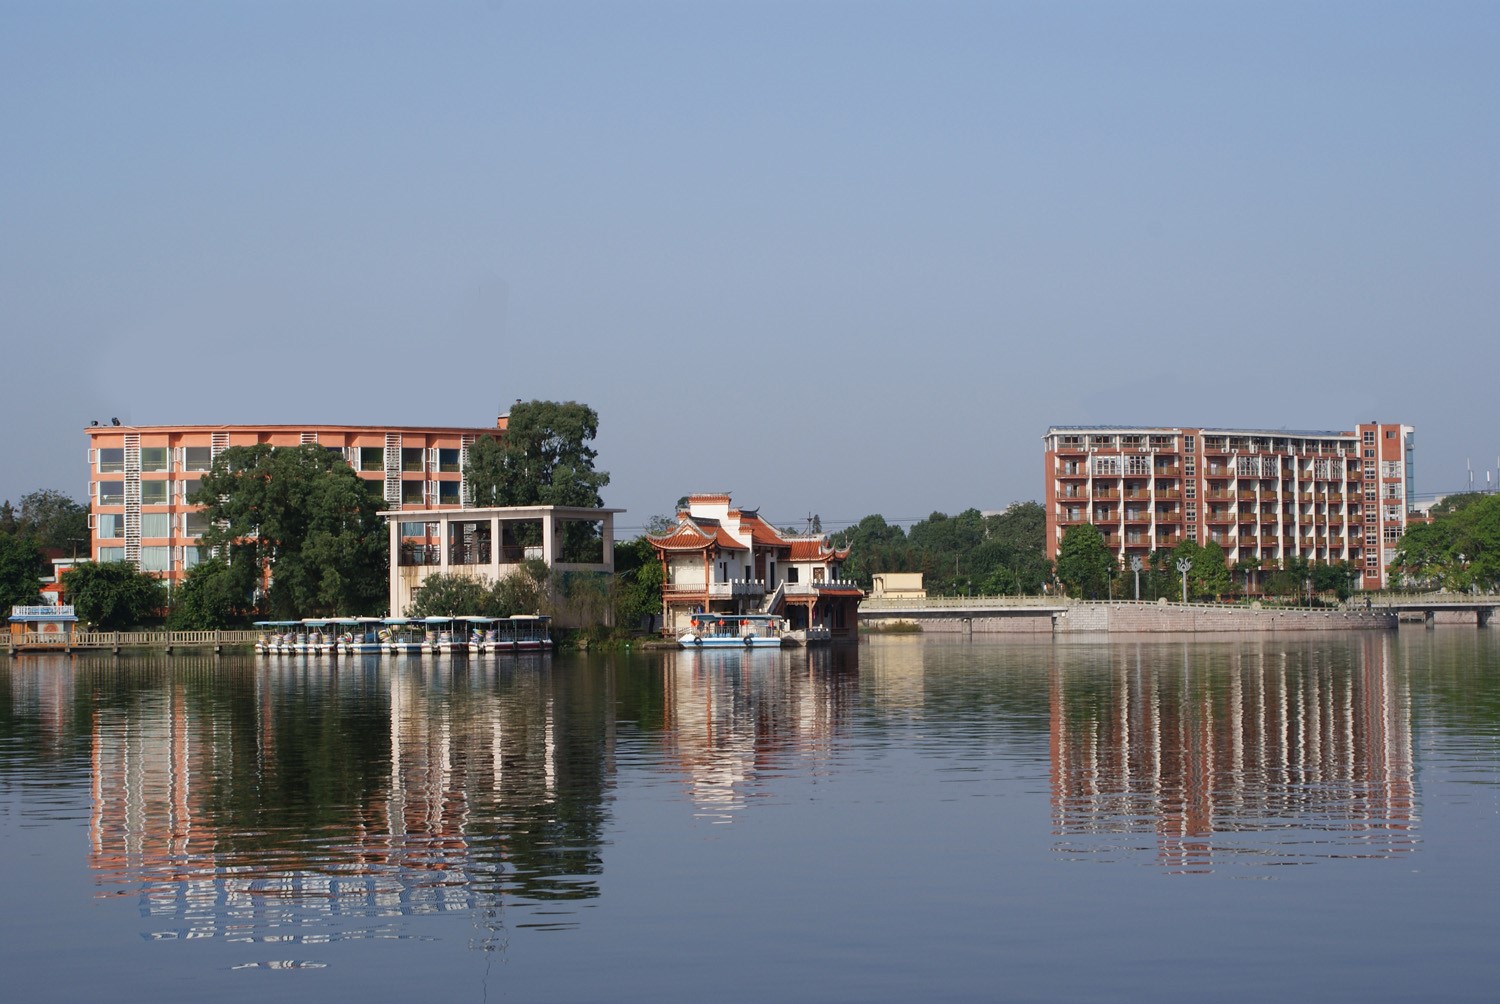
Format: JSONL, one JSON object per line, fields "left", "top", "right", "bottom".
{"left": 831, "top": 514, "right": 911, "bottom": 589}
{"left": 63, "top": 560, "right": 168, "bottom": 629}
{"left": 1177, "top": 540, "right": 1231, "bottom": 599}
{"left": 194, "top": 444, "right": 388, "bottom": 618}
{"left": 1392, "top": 493, "right": 1500, "bottom": 591}
{"left": 0, "top": 532, "right": 43, "bottom": 610}
{"left": 612, "top": 536, "right": 663, "bottom": 629}
{"left": 407, "top": 573, "right": 492, "bottom": 618}
{"left": 17, "top": 489, "right": 89, "bottom": 555}
{"left": 168, "top": 558, "right": 255, "bottom": 629}
{"left": 1055, "top": 524, "right": 1114, "bottom": 598}
{"left": 466, "top": 400, "right": 610, "bottom": 508}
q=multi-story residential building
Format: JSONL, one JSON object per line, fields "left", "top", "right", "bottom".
{"left": 1042, "top": 423, "right": 1414, "bottom": 590}
{"left": 648, "top": 493, "right": 863, "bottom": 640}
{"left": 85, "top": 419, "right": 506, "bottom": 583}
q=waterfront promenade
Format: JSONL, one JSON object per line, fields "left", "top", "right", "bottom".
{"left": 860, "top": 591, "right": 1498, "bottom": 634}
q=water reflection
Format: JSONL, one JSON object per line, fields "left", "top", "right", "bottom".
{"left": 1049, "top": 634, "right": 1417, "bottom": 872}
{"left": 659, "top": 647, "right": 860, "bottom": 822}
{"left": 69, "top": 653, "right": 615, "bottom": 941}
{"left": 0, "top": 631, "right": 1490, "bottom": 979}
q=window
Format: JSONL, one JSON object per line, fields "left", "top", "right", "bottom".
{"left": 1383, "top": 526, "right": 1402, "bottom": 542}
{"left": 359, "top": 447, "right": 385, "bottom": 471}
{"left": 97, "top": 514, "right": 123, "bottom": 539}
{"left": 141, "top": 513, "right": 170, "bottom": 538}
{"left": 1364, "top": 449, "right": 1375, "bottom": 458}
{"left": 139, "top": 447, "right": 168, "bottom": 472}
{"left": 402, "top": 447, "right": 425, "bottom": 472}
{"left": 787, "top": 567, "right": 799, "bottom": 583}
{"left": 439, "top": 448, "right": 462, "bottom": 473}
{"left": 98, "top": 547, "right": 124, "bottom": 563}
{"left": 1185, "top": 436, "right": 1196, "bottom": 453}
{"left": 183, "top": 447, "right": 212, "bottom": 471}
{"left": 183, "top": 546, "right": 206, "bottom": 569}
{"left": 439, "top": 480, "right": 460, "bottom": 505}
{"left": 185, "top": 511, "right": 210, "bottom": 538}
{"left": 140, "top": 547, "right": 171, "bottom": 573}
{"left": 140, "top": 481, "right": 168, "bottom": 505}
{"left": 401, "top": 480, "right": 425, "bottom": 505}
{"left": 180, "top": 478, "right": 202, "bottom": 503}
{"left": 399, "top": 521, "right": 437, "bottom": 538}
{"left": 98, "top": 448, "right": 124, "bottom": 472}
{"left": 1386, "top": 429, "right": 1396, "bottom": 438}
{"left": 98, "top": 481, "right": 124, "bottom": 506}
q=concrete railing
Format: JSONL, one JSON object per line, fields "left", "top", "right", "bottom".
{"left": 861, "top": 595, "right": 1063, "bottom": 610}
{"left": 1369, "top": 591, "right": 1499, "bottom": 606}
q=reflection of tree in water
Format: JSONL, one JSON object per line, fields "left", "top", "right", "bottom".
{"left": 1049, "top": 635, "right": 1417, "bottom": 872}
{"left": 44, "top": 653, "right": 618, "bottom": 941}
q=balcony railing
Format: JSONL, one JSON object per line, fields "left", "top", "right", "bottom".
{"left": 701, "top": 579, "right": 768, "bottom": 598}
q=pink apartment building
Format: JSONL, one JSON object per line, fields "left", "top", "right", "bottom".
{"left": 86, "top": 418, "right": 506, "bottom": 583}
{"left": 1043, "top": 422, "right": 1414, "bottom": 590}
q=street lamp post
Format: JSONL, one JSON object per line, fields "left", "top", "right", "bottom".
{"left": 1130, "top": 556, "right": 1143, "bottom": 601}
{"left": 1177, "top": 557, "right": 1193, "bottom": 604}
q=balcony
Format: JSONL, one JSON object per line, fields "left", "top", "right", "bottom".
{"left": 707, "top": 579, "right": 768, "bottom": 599}
{"left": 1154, "top": 466, "right": 1181, "bottom": 477}
{"left": 786, "top": 579, "right": 862, "bottom": 597}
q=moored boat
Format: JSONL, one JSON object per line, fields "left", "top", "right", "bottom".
{"left": 423, "top": 616, "right": 468, "bottom": 654}
{"left": 678, "top": 613, "right": 786, "bottom": 649}
{"left": 302, "top": 618, "right": 338, "bottom": 657}
{"left": 383, "top": 617, "right": 425, "bottom": 654}
{"left": 339, "top": 617, "right": 385, "bottom": 654}
{"left": 511, "top": 614, "right": 552, "bottom": 652}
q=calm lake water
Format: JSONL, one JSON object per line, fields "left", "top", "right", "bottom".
{"left": 2, "top": 631, "right": 1497, "bottom": 1003}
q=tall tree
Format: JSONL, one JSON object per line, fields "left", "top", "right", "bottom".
{"left": 466, "top": 400, "right": 610, "bottom": 508}
{"left": 168, "top": 558, "right": 255, "bottom": 629}
{"left": 194, "top": 444, "right": 388, "bottom": 617}
{"left": 0, "top": 532, "right": 42, "bottom": 610}
{"left": 62, "top": 560, "right": 168, "bottom": 629}
{"left": 18, "top": 489, "right": 89, "bottom": 555}
{"left": 1055, "top": 524, "right": 1114, "bottom": 598}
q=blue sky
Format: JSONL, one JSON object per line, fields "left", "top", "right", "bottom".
{"left": 4, "top": 1, "right": 1497, "bottom": 534}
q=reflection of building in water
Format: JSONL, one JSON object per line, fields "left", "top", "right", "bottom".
{"left": 1049, "top": 635, "right": 1415, "bottom": 872}
{"left": 661, "top": 647, "right": 858, "bottom": 822}
{"left": 85, "top": 656, "right": 606, "bottom": 939}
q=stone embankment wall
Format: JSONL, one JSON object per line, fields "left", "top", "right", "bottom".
{"left": 916, "top": 615, "right": 1054, "bottom": 634}
{"left": 1054, "top": 603, "right": 1396, "bottom": 634}
{"left": 888, "top": 603, "right": 1399, "bottom": 635}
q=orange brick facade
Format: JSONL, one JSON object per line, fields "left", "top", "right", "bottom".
{"left": 86, "top": 420, "right": 505, "bottom": 583}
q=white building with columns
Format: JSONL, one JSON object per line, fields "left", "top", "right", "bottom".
{"left": 383, "top": 505, "right": 622, "bottom": 623}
